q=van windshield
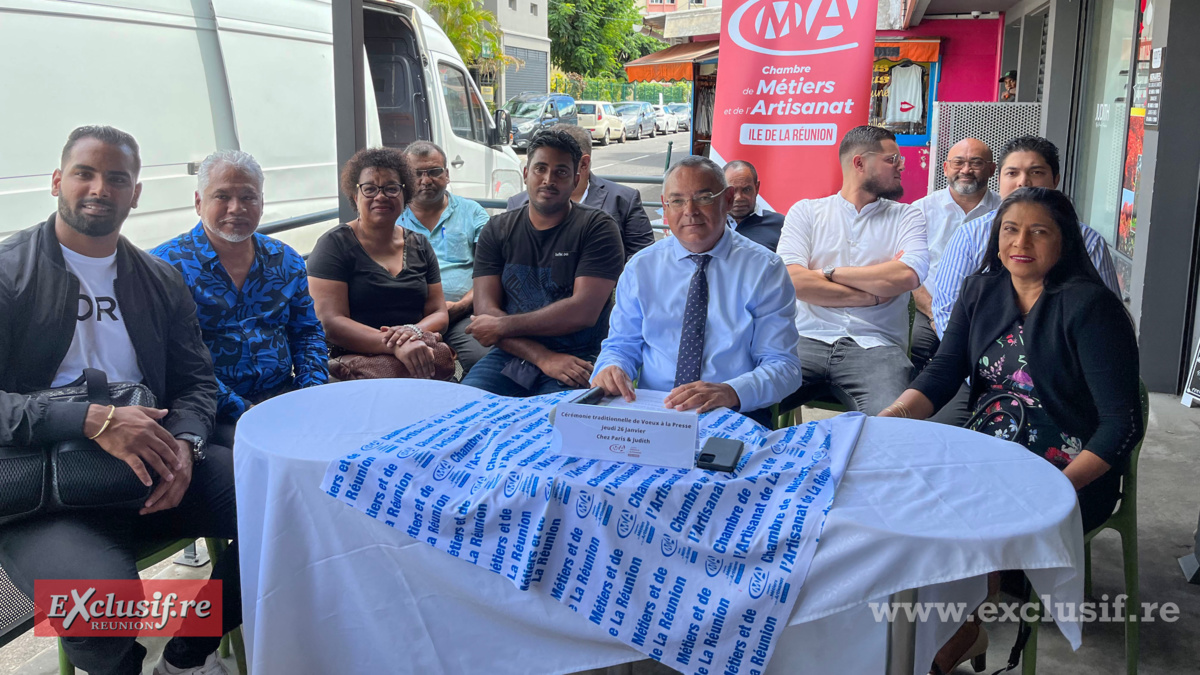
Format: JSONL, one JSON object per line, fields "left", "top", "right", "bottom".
{"left": 504, "top": 100, "right": 544, "bottom": 118}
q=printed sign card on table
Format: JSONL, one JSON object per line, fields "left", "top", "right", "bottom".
{"left": 552, "top": 389, "right": 698, "bottom": 469}
{"left": 321, "top": 391, "right": 863, "bottom": 675}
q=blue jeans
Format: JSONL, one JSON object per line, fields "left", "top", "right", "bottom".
{"left": 796, "top": 337, "right": 914, "bottom": 416}
{"left": 460, "top": 349, "right": 578, "bottom": 397}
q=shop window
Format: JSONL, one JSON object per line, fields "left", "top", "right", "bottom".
{"left": 869, "top": 57, "right": 934, "bottom": 138}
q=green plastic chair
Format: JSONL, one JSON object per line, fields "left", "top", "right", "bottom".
{"left": 1021, "top": 381, "right": 1149, "bottom": 675}
{"left": 58, "top": 538, "right": 247, "bottom": 675}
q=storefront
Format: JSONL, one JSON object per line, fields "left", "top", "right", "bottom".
{"left": 1046, "top": 0, "right": 1200, "bottom": 394}
{"left": 873, "top": 17, "right": 1006, "bottom": 203}
{"left": 623, "top": 40, "right": 719, "bottom": 157}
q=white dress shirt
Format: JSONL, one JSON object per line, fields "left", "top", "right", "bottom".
{"left": 778, "top": 193, "right": 929, "bottom": 350}
{"left": 913, "top": 187, "right": 1001, "bottom": 282}
{"left": 593, "top": 227, "right": 803, "bottom": 412}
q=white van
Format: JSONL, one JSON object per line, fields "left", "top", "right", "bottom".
{"left": 0, "top": 0, "right": 522, "bottom": 253}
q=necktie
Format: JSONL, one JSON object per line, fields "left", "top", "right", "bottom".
{"left": 674, "top": 254, "right": 711, "bottom": 388}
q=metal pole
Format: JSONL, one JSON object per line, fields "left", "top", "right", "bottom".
{"left": 664, "top": 141, "right": 674, "bottom": 173}
{"left": 332, "top": 0, "right": 366, "bottom": 224}
{"left": 884, "top": 588, "right": 919, "bottom": 675}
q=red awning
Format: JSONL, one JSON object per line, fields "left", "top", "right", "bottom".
{"left": 874, "top": 39, "right": 941, "bottom": 62}
{"left": 624, "top": 40, "right": 719, "bottom": 83}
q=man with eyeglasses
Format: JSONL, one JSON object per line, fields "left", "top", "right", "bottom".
{"left": 591, "top": 156, "right": 802, "bottom": 425}
{"left": 507, "top": 124, "right": 654, "bottom": 261}
{"left": 723, "top": 159, "right": 785, "bottom": 252}
{"left": 398, "top": 141, "right": 492, "bottom": 373}
{"left": 153, "top": 150, "right": 328, "bottom": 447}
{"left": 908, "top": 138, "right": 1000, "bottom": 375}
{"left": 928, "top": 135, "right": 1120, "bottom": 426}
{"left": 777, "top": 125, "right": 929, "bottom": 415}
{"left": 462, "top": 129, "right": 624, "bottom": 396}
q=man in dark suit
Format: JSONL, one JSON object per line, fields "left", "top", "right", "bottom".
{"left": 724, "top": 160, "right": 785, "bottom": 252}
{"left": 507, "top": 124, "right": 654, "bottom": 261}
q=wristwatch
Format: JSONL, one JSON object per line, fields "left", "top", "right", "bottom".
{"left": 822, "top": 264, "right": 837, "bottom": 282}
{"left": 176, "top": 433, "right": 206, "bottom": 464}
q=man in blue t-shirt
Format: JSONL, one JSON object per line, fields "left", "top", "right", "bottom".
{"left": 462, "top": 129, "right": 624, "bottom": 396}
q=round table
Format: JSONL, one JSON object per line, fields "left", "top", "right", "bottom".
{"left": 234, "top": 379, "right": 1084, "bottom": 675}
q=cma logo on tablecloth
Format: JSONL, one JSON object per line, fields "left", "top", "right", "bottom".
{"left": 729, "top": 0, "right": 863, "bottom": 56}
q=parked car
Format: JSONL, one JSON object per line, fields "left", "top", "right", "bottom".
{"left": 575, "top": 100, "right": 626, "bottom": 145}
{"left": 503, "top": 93, "right": 578, "bottom": 151}
{"left": 666, "top": 103, "right": 692, "bottom": 131}
{"left": 614, "top": 101, "right": 656, "bottom": 140}
{"left": 652, "top": 105, "right": 679, "bottom": 134}
{"left": 0, "top": 0, "right": 522, "bottom": 255}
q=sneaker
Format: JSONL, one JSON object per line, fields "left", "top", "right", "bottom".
{"left": 152, "top": 651, "right": 230, "bottom": 675}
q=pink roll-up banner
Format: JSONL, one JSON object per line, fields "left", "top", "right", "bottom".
{"left": 712, "top": 0, "right": 879, "bottom": 212}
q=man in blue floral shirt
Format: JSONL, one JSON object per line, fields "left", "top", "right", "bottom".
{"left": 153, "top": 150, "right": 327, "bottom": 446}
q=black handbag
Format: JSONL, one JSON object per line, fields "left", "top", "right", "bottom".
{"left": 0, "top": 369, "right": 158, "bottom": 527}
{"left": 965, "top": 391, "right": 1030, "bottom": 447}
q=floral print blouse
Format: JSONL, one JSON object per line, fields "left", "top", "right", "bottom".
{"left": 973, "top": 318, "right": 1084, "bottom": 470}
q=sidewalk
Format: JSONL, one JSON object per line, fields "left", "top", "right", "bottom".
{"left": 4, "top": 397, "right": 1198, "bottom": 674}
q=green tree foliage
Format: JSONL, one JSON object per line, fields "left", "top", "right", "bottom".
{"left": 548, "top": 0, "right": 662, "bottom": 78}
{"left": 428, "top": 0, "right": 518, "bottom": 76}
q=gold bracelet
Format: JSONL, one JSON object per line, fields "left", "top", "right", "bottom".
{"left": 88, "top": 405, "right": 116, "bottom": 440}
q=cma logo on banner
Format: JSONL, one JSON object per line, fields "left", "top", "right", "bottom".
{"left": 729, "top": 0, "right": 862, "bottom": 56}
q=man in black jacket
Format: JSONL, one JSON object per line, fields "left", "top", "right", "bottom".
{"left": 724, "top": 160, "right": 785, "bottom": 252}
{"left": 0, "top": 126, "right": 239, "bottom": 675}
{"left": 507, "top": 124, "right": 655, "bottom": 261}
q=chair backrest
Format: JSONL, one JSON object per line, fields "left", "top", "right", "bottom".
{"left": 1112, "top": 380, "right": 1150, "bottom": 517}
{"left": 0, "top": 565, "right": 35, "bottom": 649}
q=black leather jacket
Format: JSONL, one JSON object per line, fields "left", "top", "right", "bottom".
{"left": 0, "top": 216, "right": 217, "bottom": 446}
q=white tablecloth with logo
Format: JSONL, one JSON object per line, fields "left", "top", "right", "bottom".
{"left": 234, "top": 380, "right": 1085, "bottom": 675}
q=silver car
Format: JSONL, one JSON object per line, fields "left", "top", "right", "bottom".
{"left": 615, "top": 101, "right": 656, "bottom": 140}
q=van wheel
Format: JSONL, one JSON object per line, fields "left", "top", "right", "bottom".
{"left": 601, "top": 130, "right": 610, "bottom": 146}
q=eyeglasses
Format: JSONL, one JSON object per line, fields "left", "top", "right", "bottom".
{"left": 863, "top": 152, "right": 905, "bottom": 168}
{"left": 357, "top": 183, "right": 404, "bottom": 198}
{"left": 947, "top": 158, "right": 990, "bottom": 170}
{"left": 664, "top": 186, "right": 728, "bottom": 211}
{"left": 413, "top": 167, "right": 447, "bottom": 179}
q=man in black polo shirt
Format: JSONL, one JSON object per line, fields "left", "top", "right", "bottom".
{"left": 463, "top": 129, "right": 624, "bottom": 396}
{"left": 724, "top": 160, "right": 785, "bottom": 252}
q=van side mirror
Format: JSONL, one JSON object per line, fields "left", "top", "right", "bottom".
{"left": 492, "top": 109, "right": 512, "bottom": 146}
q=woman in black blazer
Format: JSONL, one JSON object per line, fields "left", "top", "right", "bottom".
{"left": 881, "top": 187, "right": 1143, "bottom": 674}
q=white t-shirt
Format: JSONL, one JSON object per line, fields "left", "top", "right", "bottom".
{"left": 52, "top": 245, "right": 145, "bottom": 387}
{"left": 887, "top": 64, "right": 925, "bottom": 124}
{"left": 778, "top": 194, "right": 929, "bottom": 350}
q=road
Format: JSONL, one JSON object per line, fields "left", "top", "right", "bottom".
{"left": 518, "top": 130, "right": 690, "bottom": 210}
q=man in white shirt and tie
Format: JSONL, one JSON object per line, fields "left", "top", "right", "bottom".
{"left": 909, "top": 138, "right": 1000, "bottom": 373}
{"left": 777, "top": 125, "right": 929, "bottom": 416}
{"left": 591, "top": 156, "right": 803, "bottom": 427}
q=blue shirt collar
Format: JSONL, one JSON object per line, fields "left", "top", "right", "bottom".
{"left": 399, "top": 192, "right": 459, "bottom": 233}
{"left": 187, "top": 221, "right": 276, "bottom": 269}
{"left": 669, "top": 225, "right": 734, "bottom": 262}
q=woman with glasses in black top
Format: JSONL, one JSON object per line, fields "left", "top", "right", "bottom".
{"left": 308, "top": 147, "right": 452, "bottom": 380}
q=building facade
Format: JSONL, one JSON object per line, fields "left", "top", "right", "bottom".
{"left": 481, "top": 0, "right": 551, "bottom": 103}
